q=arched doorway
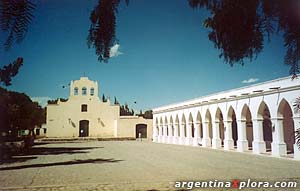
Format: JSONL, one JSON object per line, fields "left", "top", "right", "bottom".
{"left": 204, "top": 109, "right": 213, "bottom": 147}
{"left": 164, "top": 116, "right": 168, "bottom": 137}
{"left": 258, "top": 101, "right": 273, "bottom": 152}
{"left": 136, "top": 124, "right": 147, "bottom": 138}
{"left": 155, "top": 118, "right": 159, "bottom": 137}
{"left": 182, "top": 114, "right": 187, "bottom": 137}
{"left": 170, "top": 116, "right": 174, "bottom": 136}
{"left": 175, "top": 115, "right": 180, "bottom": 137}
{"left": 278, "top": 99, "right": 295, "bottom": 154}
{"left": 216, "top": 108, "right": 225, "bottom": 147}
{"left": 241, "top": 104, "right": 254, "bottom": 150}
{"left": 228, "top": 107, "right": 238, "bottom": 147}
{"left": 189, "top": 113, "right": 194, "bottom": 138}
{"left": 79, "top": 120, "right": 89, "bottom": 137}
{"left": 196, "top": 111, "right": 203, "bottom": 139}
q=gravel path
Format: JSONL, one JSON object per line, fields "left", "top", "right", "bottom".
{"left": 0, "top": 141, "right": 300, "bottom": 190}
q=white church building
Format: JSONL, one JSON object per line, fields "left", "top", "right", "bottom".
{"left": 152, "top": 76, "right": 300, "bottom": 160}
{"left": 46, "top": 77, "right": 152, "bottom": 139}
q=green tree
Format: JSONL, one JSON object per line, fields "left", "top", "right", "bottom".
{"left": 88, "top": 0, "right": 300, "bottom": 75}
{"left": 102, "top": 94, "right": 107, "bottom": 102}
{"left": 87, "top": 0, "right": 128, "bottom": 62}
{"left": 143, "top": 110, "right": 153, "bottom": 119}
{"left": 119, "top": 102, "right": 135, "bottom": 116}
{"left": 120, "top": 105, "right": 125, "bottom": 115}
{"left": 188, "top": 0, "right": 300, "bottom": 75}
{"left": 47, "top": 98, "right": 68, "bottom": 104}
{"left": 114, "top": 96, "right": 119, "bottom": 105}
{"left": 137, "top": 109, "right": 143, "bottom": 117}
{"left": 124, "top": 103, "right": 129, "bottom": 114}
{"left": 0, "top": 57, "right": 23, "bottom": 86}
{"left": 0, "top": 87, "right": 45, "bottom": 137}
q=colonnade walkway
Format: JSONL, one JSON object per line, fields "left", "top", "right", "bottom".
{"left": 153, "top": 76, "right": 300, "bottom": 160}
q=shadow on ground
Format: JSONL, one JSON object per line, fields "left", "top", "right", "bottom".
{"left": 33, "top": 142, "right": 50, "bottom": 146}
{"left": 0, "top": 156, "right": 38, "bottom": 164}
{"left": 0, "top": 158, "right": 123, "bottom": 171}
{"left": 0, "top": 145, "right": 103, "bottom": 164}
{"left": 22, "top": 146, "right": 102, "bottom": 156}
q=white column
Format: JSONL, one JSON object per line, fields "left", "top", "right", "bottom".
{"left": 252, "top": 119, "right": 266, "bottom": 154}
{"left": 237, "top": 119, "right": 248, "bottom": 152}
{"left": 212, "top": 120, "right": 221, "bottom": 149}
{"left": 173, "top": 123, "right": 179, "bottom": 144}
{"left": 224, "top": 120, "right": 234, "bottom": 150}
{"left": 271, "top": 117, "right": 287, "bottom": 156}
{"left": 293, "top": 117, "right": 300, "bottom": 160}
{"left": 202, "top": 121, "right": 211, "bottom": 147}
{"left": 153, "top": 124, "right": 158, "bottom": 142}
{"left": 158, "top": 125, "right": 162, "bottom": 143}
{"left": 167, "top": 123, "right": 173, "bottom": 144}
{"left": 193, "top": 122, "right": 201, "bottom": 146}
{"left": 179, "top": 123, "right": 185, "bottom": 145}
{"left": 185, "top": 122, "right": 193, "bottom": 145}
{"left": 162, "top": 124, "right": 167, "bottom": 143}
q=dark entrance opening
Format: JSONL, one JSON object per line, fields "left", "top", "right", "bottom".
{"left": 136, "top": 124, "right": 147, "bottom": 138}
{"left": 263, "top": 107, "right": 272, "bottom": 151}
{"left": 232, "top": 114, "right": 238, "bottom": 147}
{"left": 79, "top": 120, "right": 89, "bottom": 137}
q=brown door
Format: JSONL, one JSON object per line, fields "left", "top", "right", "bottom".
{"left": 79, "top": 120, "right": 89, "bottom": 137}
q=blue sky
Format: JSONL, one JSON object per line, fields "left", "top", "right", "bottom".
{"left": 0, "top": 0, "right": 291, "bottom": 111}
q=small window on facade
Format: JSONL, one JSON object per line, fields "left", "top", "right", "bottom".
{"left": 81, "top": 104, "right": 87, "bottom": 112}
{"left": 90, "top": 88, "right": 94, "bottom": 96}
{"left": 36, "top": 129, "right": 40, "bottom": 136}
{"left": 74, "top": 87, "right": 78, "bottom": 95}
{"left": 44, "top": 129, "right": 47, "bottom": 134}
{"left": 82, "top": 87, "right": 87, "bottom": 96}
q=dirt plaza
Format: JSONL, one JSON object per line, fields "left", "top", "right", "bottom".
{"left": 1, "top": 141, "right": 300, "bottom": 191}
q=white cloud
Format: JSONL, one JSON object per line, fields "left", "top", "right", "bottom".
{"left": 242, "top": 78, "right": 259, "bottom": 84}
{"left": 31, "top": 97, "right": 52, "bottom": 108}
{"left": 109, "top": 44, "right": 123, "bottom": 58}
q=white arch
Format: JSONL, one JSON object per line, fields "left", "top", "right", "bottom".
{"left": 272, "top": 98, "right": 295, "bottom": 156}
{"left": 193, "top": 110, "right": 203, "bottom": 146}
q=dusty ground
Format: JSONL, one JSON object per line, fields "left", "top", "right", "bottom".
{"left": 0, "top": 141, "right": 300, "bottom": 191}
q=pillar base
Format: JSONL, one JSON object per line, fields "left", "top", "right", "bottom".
{"left": 153, "top": 136, "right": 158, "bottom": 143}
{"left": 158, "top": 135, "right": 162, "bottom": 143}
{"left": 185, "top": 137, "right": 193, "bottom": 146}
{"left": 172, "top": 136, "right": 178, "bottom": 144}
{"left": 202, "top": 138, "right": 211, "bottom": 147}
{"left": 163, "top": 136, "right": 168, "bottom": 143}
{"left": 167, "top": 136, "right": 173, "bottom": 144}
{"left": 237, "top": 140, "right": 248, "bottom": 152}
{"left": 212, "top": 138, "right": 221, "bottom": 149}
{"left": 224, "top": 139, "right": 234, "bottom": 150}
{"left": 294, "top": 144, "right": 300, "bottom": 160}
{"left": 193, "top": 137, "right": 201, "bottom": 146}
{"left": 179, "top": 137, "right": 185, "bottom": 145}
{"left": 252, "top": 141, "right": 266, "bottom": 154}
{"left": 271, "top": 142, "right": 287, "bottom": 156}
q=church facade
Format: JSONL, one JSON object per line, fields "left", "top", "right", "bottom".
{"left": 46, "top": 77, "right": 152, "bottom": 139}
